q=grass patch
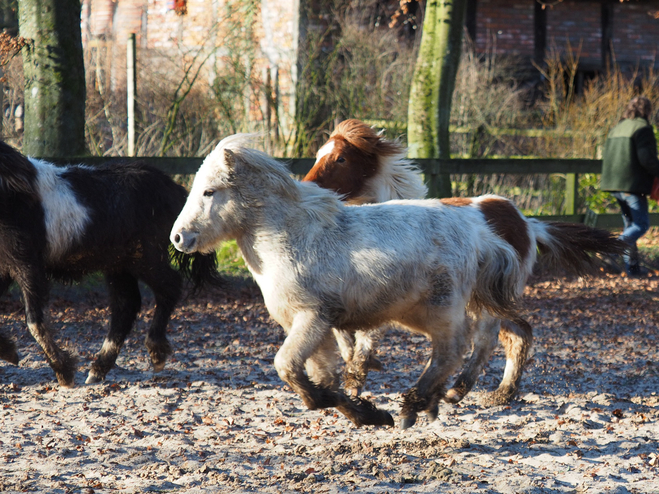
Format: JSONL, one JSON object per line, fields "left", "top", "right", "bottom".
{"left": 216, "top": 240, "right": 250, "bottom": 277}
{"left": 638, "top": 227, "right": 659, "bottom": 267}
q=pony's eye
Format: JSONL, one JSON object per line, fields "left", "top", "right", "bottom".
{"left": 336, "top": 156, "right": 346, "bottom": 163}
{"left": 203, "top": 189, "right": 215, "bottom": 197}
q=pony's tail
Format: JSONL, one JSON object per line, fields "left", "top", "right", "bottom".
{"left": 530, "top": 220, "right": 628, "bottom": 275}
{"left": 170, "top": 248, "right": 226, "bottom": 293}
{"left": 470, "top": 238, "right": 525, "bottom": 321}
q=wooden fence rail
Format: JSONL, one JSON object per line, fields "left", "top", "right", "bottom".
{"left": 43, "top": 156, "right": 600, "bottom": 176}
{"left": 43, "top": 156, "right": 659, "bottom": 229}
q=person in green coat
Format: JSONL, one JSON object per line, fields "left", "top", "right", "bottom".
{"left": 601, "top": 96, "right": 659, "bottom": 276}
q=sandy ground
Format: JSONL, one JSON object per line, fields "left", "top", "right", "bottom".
{"left": 1, "top": 273, "right": 658, "bottom": 493}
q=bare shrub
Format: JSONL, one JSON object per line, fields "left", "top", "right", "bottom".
{"left": 84, "top": 0, "right": 264, "bottom": 158}
{"left": 292, "top": 0, "right": 418, "bottom": 156}
{"left": 1, "top": 54, "right": 24, "bottom": 147}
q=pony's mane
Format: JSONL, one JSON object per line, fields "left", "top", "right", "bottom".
{"left": 0, "top": 140, "right": 38, "bottom": 197}
{"left": 216, "top": 134, "right": 343, "bottom": 224}
{"left": 331, "top": 120, "right": 427, "bottom": 202}
{"left": 297, "top": 182, "right": 343, "bottom": 225}
{"left": 331, "top": 119, "right": 400, "bottom": 158}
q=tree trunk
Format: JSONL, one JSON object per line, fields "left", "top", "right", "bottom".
{"left": 19, "top": 0, "right": 86, "bottom": 157}
{"left": 407, "top": 0, "right": 467, "bottom": 197}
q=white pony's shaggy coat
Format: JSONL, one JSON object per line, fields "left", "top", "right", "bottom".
{"left": 171, "top": 135, "right": 528, "bottom": 428}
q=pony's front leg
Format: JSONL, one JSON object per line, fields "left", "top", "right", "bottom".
{"left": 400, "top": 311, "right": 468, "bottom": 430}
{"left": 139, "top": 263, "right": 181, "bottom": 373}
{"left": 275, "top": 311, "right": 393, "bottom": 427}
{"left": 305, "top": 332, "right": 340, "bottom": 391}
{"left": 87, "top": 272, "right": 141, "bottom": 384}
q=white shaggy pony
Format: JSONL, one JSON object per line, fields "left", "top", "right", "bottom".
{"left": 171, "top": 134, "right": 528, "bottom": 429}
{"left": 304, "top": 118, "right": 627, "bottom": 406}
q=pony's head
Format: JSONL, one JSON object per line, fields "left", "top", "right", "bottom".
{"left": 171, "top": 134, "right": 299, "bottom": 254}
{"left": 0, "top": 140, "right": 39, "bottom": 199}
{"left": 303, "top": 119, "right": 422, "bottom": 203}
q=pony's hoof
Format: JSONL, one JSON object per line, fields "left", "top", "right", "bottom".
{"left": 360, "top": 409, "right": 394, "bottom": 427}
{"left": 85, "top": 371, "right": 104, "bottom": 384}
{"left": 367, "top": 356, "right": 382, "bottom": 372}
{"left": 426, "top": 405, "right": 439, "bottom": 422}
{"left": 400, "top": 415, "right": 417, "bottom": 430}
{"left": 343, "top": 373, "right": 366, "bottom": 398}
{"left": 339, "top": 397, "right": 394, "bottom": 427}
{"left": 482, "top": 388, "right": 515, "bottom": 407}
{"left": 146, "top": 337, "right": 172, "bottom": 373}
{"left": 0, "top": 348, "right": 19, "bottom": 365}
{"left": 152, "top": 362, "right": 166, "bottom": 373}
{"left": 346, "top": 386, "right": 360, "bottom": 398}
{"left": 444, "top": 388, "right": 464, "bottom": 404}
{"left": 56, "top": 375, "right": 76, "bottom": 388}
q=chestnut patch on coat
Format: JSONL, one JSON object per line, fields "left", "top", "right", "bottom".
{"left": 478, "top": 198, "right": 530, "bottom": 261}
{"left": 440, "top": 197, "right": 473, "bottom": 207}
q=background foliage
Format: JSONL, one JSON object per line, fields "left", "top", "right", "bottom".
{"left": 1, "top": 1, "right": 657, "bottom": 215}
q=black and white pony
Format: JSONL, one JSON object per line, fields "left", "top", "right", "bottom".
{"left": 0, "top": 140, "right": 221, "bottom": 387}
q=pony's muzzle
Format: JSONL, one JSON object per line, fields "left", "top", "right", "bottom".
{"left": 171, "top": 230, "right": 198, "bottom": 253}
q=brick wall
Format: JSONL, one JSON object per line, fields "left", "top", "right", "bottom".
{"left": 260, "top": 0, "right": 300, "bottom": 134}
{"left": 474, "top": 0, "right": 659, "bottom": 71}
{"left": 475, "top": 0, "right": 535, "bottom": 57}
{"left": 546, "top": 1, "right": 602, "bottom": 66}
{"left": 81, "top": 0, "right": 300, "bottom": 134}
{"left": 612, "top": 2, "right": 659, "bottom": 67}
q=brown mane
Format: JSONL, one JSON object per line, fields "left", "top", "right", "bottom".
{"left": 330, "top": 119, "right": 402, "bottom": 158}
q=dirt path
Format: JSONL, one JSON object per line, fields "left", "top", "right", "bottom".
{"left": 1, "top": 274, "right": 658, "bottom": 493}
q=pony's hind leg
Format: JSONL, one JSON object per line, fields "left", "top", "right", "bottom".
{"left": 445, "top": 313, "right": 501, "bottom": 404}
{"left": 138, "top": 263, "right": 182, "bottom": 373}
{"left": 276, "top": 311, "right": 393, "bottom": 427}
{"left": 400, "top": 308, "right": 469, "bottom": 429}
{"left": 15, "top": 269, "right": 77, "bottom": 387}
{"left": 483, "top": 317, "right": 533, "bottom": 406}
{"left": 86, "top": 272, "right": 141, "bottom": 384}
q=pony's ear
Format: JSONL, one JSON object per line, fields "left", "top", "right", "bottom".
{"left": 223, "top": 149, "right": 236, "bottom": 169}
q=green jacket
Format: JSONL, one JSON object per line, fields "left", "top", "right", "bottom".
{"left": 601, "top": 118, "right": 659, "bottom": 194}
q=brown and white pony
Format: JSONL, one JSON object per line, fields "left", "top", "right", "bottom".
{"left": 304, "top": 119, "right": 626, "bottom": 405}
